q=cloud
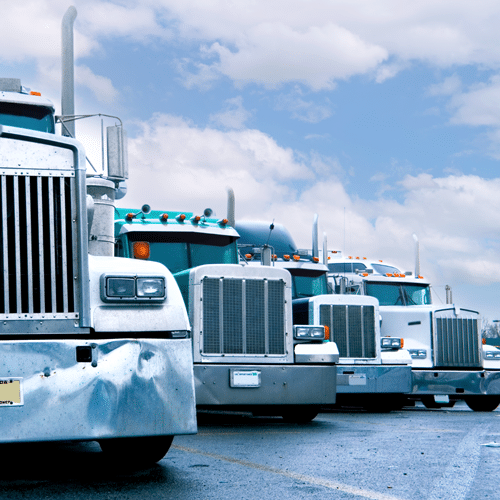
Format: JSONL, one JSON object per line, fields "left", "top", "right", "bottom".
{"left": 209, "top": 96, "right": 252, "bottom": 129}
{"left": 274, "top": 89, "right": 333, "bottom": 123}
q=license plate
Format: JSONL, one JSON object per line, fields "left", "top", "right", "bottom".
{"left": 0, "top": 378, "right": 23, "bottom": 406}
{"left": 349, "top": 374, "right": 367, "bottom": 386}
{"left": 230, "top": 370, "right": 261, "bottom": 388}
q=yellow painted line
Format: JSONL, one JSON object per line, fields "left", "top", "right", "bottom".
{"left": 172, "top": 444, "right": 405, "bottom": 500}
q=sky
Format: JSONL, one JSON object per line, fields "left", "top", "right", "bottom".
{"left": 2, "top": 0, "right": 500, "bottom": 322}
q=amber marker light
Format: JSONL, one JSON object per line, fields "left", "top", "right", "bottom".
{"left": 30, "top": 91, "right": 42, "bottom": 96}
{"left": 245, "top": 254, "right": 253, "bottom": 260}
{"left": 313, "top": 256, "right": 319, "bottom": 263}
{"left": 483, "top": 338, "right": 487, "bottom": 345}
{"left": 283, "top": 255, "right": 291, "bottom": 261}
{"left": 176, "top": 214, "right": 186, "bottom": 222}
{"left": 160, "top": 213, "right": 169, "bottom": 222}
{"left": 324, "top": 325, "right": 330, "bottom": 340}
{"left": 293, "top": 255, "right": 300, "bottom": 261}
{"left": 272, "top": 254, "right": 277, "bottom": 261}
{"left": 126, "top": 213, "right": 135, "bottom": 221}
{"left": 133, "top": 241, "right": 150, "bottom": 259}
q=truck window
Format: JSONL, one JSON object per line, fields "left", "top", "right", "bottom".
{"left": 290, "top": 269, "right": 328, "bottom": 299}
{"left": 370, "top": 263, "right": 400, "bottom": 275}
{"left": 124, "top": 231, "right": 238, "bottom": 273}
{"left": 0, "top": 103, "right": 55, "bottom": 133}
{"left": 365, "top": 282, "right": 431, "bottom": 306}
{"left": 328, "top": 262, "right": 367, "bottom": 274}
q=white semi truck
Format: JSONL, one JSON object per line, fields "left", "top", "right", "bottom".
{"left": 0, "top": 8, "right": 196, "bottom": 463}
{"left": 326, "top": 250, "right": 500, "bottom": 411}
{"left": 236, "top": 218, "right": 412, "bottom": 412}
{"left": 114, "top": 206, "right": 339, "bottom": 422}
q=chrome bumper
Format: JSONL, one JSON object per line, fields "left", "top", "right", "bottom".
{"left": 336, "top": 365, "right": 412, "bottom": 394}
{"left": 194, "top": 364, "right": 337, "bottom": 406}
{"left": 0, "top": 339, "right": 197, "bottom": 443}
{"left": 410, "top": 369, "right": 500, "bottom": 396}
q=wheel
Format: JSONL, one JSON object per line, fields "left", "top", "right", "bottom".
{"left": 281, "top": 407, "right": 319, "bottom": 423}
{"left": 464, "top": 396, "right": 500, "bottom": 412}
{"left": 98, "top": 435, "right": 174, "bottom": 465}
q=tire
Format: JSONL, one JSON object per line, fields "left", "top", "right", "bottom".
{"left": 464, "top": 396, "right": 500, "bottom": 412}
{"left": 281, "top": 408, "right": 319, "bottom": 423}
{"left": 98, "top": 435, "right": 174, "bottom": 465}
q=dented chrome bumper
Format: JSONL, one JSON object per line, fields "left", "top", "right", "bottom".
{"left": 0, "top": 338, "right": 197, "bottom": 443}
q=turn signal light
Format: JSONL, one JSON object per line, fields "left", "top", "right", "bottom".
{"left": 133, "top": 241, "right": 150, "bottom": 259}
{"left": 324, "top": 325, "right": 330, "bottom": 340}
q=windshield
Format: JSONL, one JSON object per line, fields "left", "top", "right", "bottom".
{"left": 123, "top": 231, "right": 238, "bottom": 274}
{"left": 0, "top": 102, "right": 55, "bottom": 133}
{"left": 328, "top": 262, "right": 367, "bottom": 274}
{"left": 365, "top": 282, "right": 431, "bottom": 306}
{"left": 290, "top": 269, "right": 328, "bottom": 298}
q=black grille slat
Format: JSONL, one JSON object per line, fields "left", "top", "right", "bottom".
{"left": 201, "top": 277, "right": 286, "bottom": 356}
{"left": 0, "top": 173, "right": 76, "bottom": 317}
{"left": 434, "top": 313, "right": 480, "bottom": 367}
{"left": 320, "top": 304, "right": 376, "bottom": 358}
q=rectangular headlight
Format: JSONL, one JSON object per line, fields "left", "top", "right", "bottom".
{"left": 294, "top": 325, "right": 325, "bottom": 340}
{"left": 485, "top": 351, "right": 500, "bottom": 359}
{"left": 381, "top": 337, "right": 403, "bottom": 349}
{"left": 106, "top": 277, "right": 135, "bottom": 297}
{"left": 409, "top": 349, "right": 427, "bottom": 359}
{"left": 137, "top": 277, "right": 165, "bottom": 298}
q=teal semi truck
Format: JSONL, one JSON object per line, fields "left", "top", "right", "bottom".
{"left": 114, "top": 206, "right": 339, "bottom": 422}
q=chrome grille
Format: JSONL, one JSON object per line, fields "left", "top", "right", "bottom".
{"left": 202, "top": 277, "right": 286, "bottom": 356}
{"left": 434, "top": 310, "right": 481, "bottom": 367}
{"left": 0, "top": 172, "right": 78, "bottom": 318}
{"left": 319, "top": 304, "right": 376, "bottom": 358}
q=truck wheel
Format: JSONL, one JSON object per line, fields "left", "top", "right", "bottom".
{"left": 281, "top": 408, "right": 319, "bottom": 423}
{"left": 98, "top": 435, "right": 174, "bottom": 465}
{"left": 464, "top": 396, "right": 500, "bottom": 412}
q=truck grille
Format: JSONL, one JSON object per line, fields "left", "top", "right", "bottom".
{"left": 0, "top": 172, "right": 78, "bottom": 318}
{"left": 434, "top": 309, "right": 481, "bottom": 367}
{"left": 201, "top": 277, "right": 286, "bottom": 356}
{"left": 319, "top": 304, "right": 376, "bottom": 358}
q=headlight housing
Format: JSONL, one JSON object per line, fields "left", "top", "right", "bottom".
{"left": 381, "top": 337, "right": 404, "bottom": 349}
{"left": 408, "top": 348, "right": 427, "bottom": 359}
{"left": 294, "top": 325, "right": 325, "bottom": 340}
{"left": 101, "top": 274, "right": 166, "bottom": 302}
{"left": 485, "top": 351, "right": 500, "bottom": 359}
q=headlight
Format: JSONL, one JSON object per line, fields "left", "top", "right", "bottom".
{"left": 294, "top": 325, "right": 325, "bottom": 340}
{"left": 101, "top": 274, "right": 166, "bottom": 302}
{"left": 409, "top": 349, "right": 427, "bottom": 359}
{"left": 137, "top": 277, "right": 165, "bottom": 298}
{"left": 381, "top": 337, "right": 404, "bottom": 349}
{"left": 485, "top": 351, "right": 500, "bottom": 359}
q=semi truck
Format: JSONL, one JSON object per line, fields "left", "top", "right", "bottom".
{"left": 326, "top": 250, "right": 500, "bottom": 411}
{"left": 114, "top": 206, "right": 339, "bottom": 422}
{"left": 236, "top": 218, "right": 412, "bottom": 412}
{"left": 0, "top": 8, "right": 196, "bottom": 464}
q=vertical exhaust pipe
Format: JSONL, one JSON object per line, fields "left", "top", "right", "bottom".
{"left": 412, "top": 233, "right": 420, "bottom": 277}
{"left": 322, "top": 232, "right": 328, "bottom": 266}
{"left": 227, "top": 187, "right": 235, "bottom": 227}
{"left": 61, "top": 6, "right": 77, "bottom": 138}
{"left": 312, "top": 213, "right": 319, "bottom": 260}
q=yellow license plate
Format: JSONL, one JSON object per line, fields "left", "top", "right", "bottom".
{"left": 0, "top": 379, "right": 23, "bottom": 406}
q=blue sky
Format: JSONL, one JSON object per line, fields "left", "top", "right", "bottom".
{"left": 2, "top": 0, "right": 500, "bottom": 322}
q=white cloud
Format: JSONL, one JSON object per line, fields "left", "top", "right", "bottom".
{"left": 274, "top": 90, "right": 333, "bottom": 123}
{"left": 209, "top": 96, "right": 252, "bottom": 129}
{"left": 76, "top": 65, "right": 119, "bottom": 104}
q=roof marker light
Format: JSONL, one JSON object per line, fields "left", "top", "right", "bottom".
{"left": 126, "top": 213, "right": 135, "bottom": 221}
{"left": 313, "top": 256, "right": 319, "bottom": 263}
{"left": 191, "top": 215, "right": 201, "bottom": 224}
{"left": 245, "top": 254, "right": 253, "bottom": 260}
{"left": 272, "top": 254, "right": 277, "bottom": 261}
{"left": 176, "top": 214, "right": 186, "bottom": 222}
{"left": 293, "top": 255, "right": 300, "bottom": 261}
{"left": 386, "top": 273, "right": 393, "bottom": 277}
{"left": 160, "top": 213, "right": 169, "bottom": 222}
{"left": 30, "top": 91, "right": 41, "bottom": 96}
{"left": 283, "top": 254, "right": 291, "bottom": 261}
{"left": 218, "top": 218, "right": 228, "bottom": 226}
